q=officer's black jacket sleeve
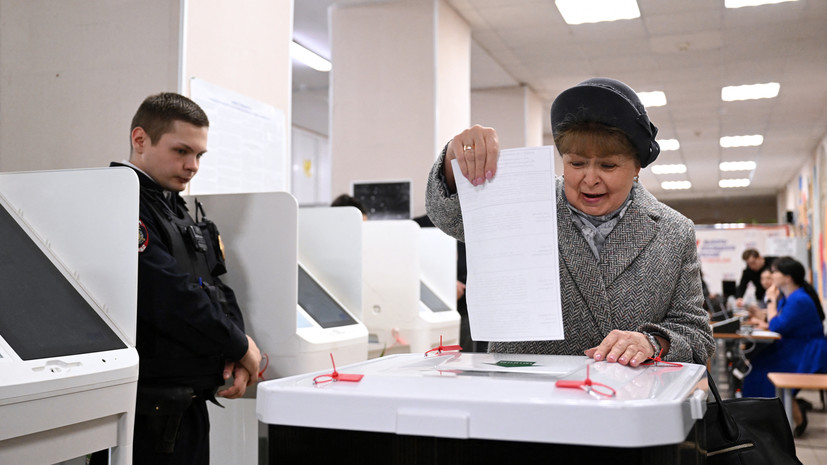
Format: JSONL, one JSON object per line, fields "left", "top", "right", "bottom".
{"left": 138, "top": 211, "right": 249, "bottom": 362}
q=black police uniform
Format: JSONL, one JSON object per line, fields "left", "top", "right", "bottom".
{"left": 111, "top": 162, "right": 249, "bottom": 464}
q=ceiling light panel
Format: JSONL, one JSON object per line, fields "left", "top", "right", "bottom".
{"left": 725, "top": 0, "right": 799, "bottom": 8}
{"left": 714, "top": 223, "right": 747, "bottom": 229}
{"left": 637, "top": 91, "right": 667, "bottom": 108}
{"left": 651, "top": 164, "right": 687, "bottom": 175}
{"left": 721, "top": 83, "right": 780, "bottom": 101}
{"left": 719, "top": 178, "right": 751, "bottom": 188}
{"left": 719, "top": 161, "right": 757, "bottom": 171}
{"left": 661, "top": 181, "right": 692, "bottom": 190}
{"left": 555, "top": 0, "right": 641, "bottom": 25}
{"left": 720, "top": 135, "right": 764, "bottom": 148}
{"left": 291, "top": 41, "right": 332, "bottom": 72}
{"left": 658, "top": 139, "right": 680, "bottom": 151}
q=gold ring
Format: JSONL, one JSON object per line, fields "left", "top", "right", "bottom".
{"left": 463, "top": 144, "right": 473, "bottom": 151}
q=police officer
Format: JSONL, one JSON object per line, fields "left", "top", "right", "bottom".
{"left": 104, "top": 92, "right": 261, "bottom": 464}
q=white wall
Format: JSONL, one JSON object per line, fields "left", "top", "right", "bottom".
{"left": 0, "top": 0, "right": 292, "bottom": 176}
{"left": 293, "top": 88, "right": 329, "bottom": 136}
{"left": 292, "top": 126, "right": 331, "bottom": 205}
{"left": 0, "top": 0, "right": 181, "bottom": 171}
{"left": 185, "top": 0, "right": 292, "bottom": 118}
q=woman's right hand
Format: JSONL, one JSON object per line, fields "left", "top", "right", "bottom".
{"left": 765, "top": 284, "right": 780, "bottom": 302}
{"left": 444, "top": 125, "right": 499, "bottom": 192}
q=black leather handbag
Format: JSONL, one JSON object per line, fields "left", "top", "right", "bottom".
{"left": 704, "top": 371, "right": 802, "bottom": 464}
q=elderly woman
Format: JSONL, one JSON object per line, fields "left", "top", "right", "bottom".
{"left": 426, "top": 77, "right": 715, "bottom": 366}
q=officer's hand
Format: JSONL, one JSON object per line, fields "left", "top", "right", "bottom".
{"left": 239, "top": 335, "right": 262, "bottom": 387}
{"left": 217, "top": 362, "right": 250, "bottom": 399}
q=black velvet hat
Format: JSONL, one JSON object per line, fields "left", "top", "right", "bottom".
{"left": 550, "top": 77, "right": 660, "bottom": 167}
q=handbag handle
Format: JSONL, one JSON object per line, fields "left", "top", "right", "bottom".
{"left": 706, "top": 370, "right": 741, "bottom": 441}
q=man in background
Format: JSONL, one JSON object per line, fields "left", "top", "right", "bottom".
{"left": 736, "top": 248, "right": 776, "bottom": 306}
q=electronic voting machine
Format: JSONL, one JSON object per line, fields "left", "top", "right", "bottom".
{"left": 0, "top": 168, "right": 139, "bottom": 464}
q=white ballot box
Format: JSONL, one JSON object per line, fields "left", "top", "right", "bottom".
{"left": 0, "top": 168, "right": 140, "bottom": 465}
{"left": 257, "top": 353, "right": 708, "bottom": 464}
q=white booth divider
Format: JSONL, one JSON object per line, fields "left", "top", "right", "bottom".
{"left": 186, "top": 192, "right": 297, "bottom": 465}
{"left": 0, "top": 168, "right": 140, "bottom": 465}
{"left": 362, "top": 220, "right": 420, "bottom": 356}
{"left": 419, "top": 227, "right": 458, "bottom": 309}
{"left": 186, "top": 192, "right": 298, "bottom": 381}
{"left": 362, "top": 221, "right": 460, "bottom": 356}
{"left": 417, "top": 227, "right": 461, "bottom": 348}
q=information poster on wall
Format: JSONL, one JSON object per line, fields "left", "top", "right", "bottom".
{"left": 188, "top": 78, "right": 286, "bottom": 194}
{"left": 696, "top": 225, "right": 789, "bottom": 296}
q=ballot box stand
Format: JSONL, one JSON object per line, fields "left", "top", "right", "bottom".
{"left": 267, "top": 424, "right": 704, "bottom": 464}
{"left": 257, "top": 353, "right": 709, "bottom": 465}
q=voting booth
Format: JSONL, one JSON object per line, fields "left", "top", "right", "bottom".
{"left": 297, "top": 206, "right": 369, "bottom": 367}
{"left": 257, "top": 353, "right": 708, "bottom": 464}
{"left": 0, "top": 168, "right": 140, "bottom": 465}
{"left": 188, "top": 195, "right": 368, "bottom": 465}
{"left": 362, "top": 221, "right": 461, "bottom": 357}
{"left": 191, "top": 196, "right": 369, "bottom": 377}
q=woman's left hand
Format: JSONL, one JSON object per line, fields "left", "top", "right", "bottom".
{"left": 584, "top": 330, "right": 654, "bottom": 367}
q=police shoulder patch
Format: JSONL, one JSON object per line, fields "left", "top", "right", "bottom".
{"left": 138, "top": 220, "right": 149, "bottom": 252}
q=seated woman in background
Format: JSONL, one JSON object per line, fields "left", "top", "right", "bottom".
{"left": 742, "top": 256, "right": 827, "bottom": 435}
{"left": 746, "top": 268, "right": 774, "bottom": 327}
{"left": 425, "top": 77, "right": 715, "bottom": 366}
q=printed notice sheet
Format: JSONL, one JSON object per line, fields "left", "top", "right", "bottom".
{"left": 452, "top": 146, "right": 563, "bottom": 341}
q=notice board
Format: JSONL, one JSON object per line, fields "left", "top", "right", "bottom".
{"left": 188, "top": 78, "right": 287, "bottom": 194}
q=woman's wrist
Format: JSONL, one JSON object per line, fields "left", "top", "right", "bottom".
{"left": 642, "top": 331, "right": 661, "bottom": 357}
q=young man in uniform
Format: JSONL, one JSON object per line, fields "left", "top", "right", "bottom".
{"left": 105, "top": 92, "right": 261, "bottom": 464}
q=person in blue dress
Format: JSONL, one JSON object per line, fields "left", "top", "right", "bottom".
{"left": 742, "top": 256, "right": 827, "bottom": 435}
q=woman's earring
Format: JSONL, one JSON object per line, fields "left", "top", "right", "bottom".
{"left": 634, "top": 175, "right": 639, "bottom": 182}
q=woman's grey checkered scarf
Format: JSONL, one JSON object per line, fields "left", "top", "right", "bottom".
{"left": 565, "top": 190, "right": 634, "bottom": 260}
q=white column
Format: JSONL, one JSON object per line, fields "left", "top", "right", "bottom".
{"left": 330, "top": 0, "right": 470, "bottom": 217}
{"left": 472, "top": 85, "right": 544, "bottom": 150}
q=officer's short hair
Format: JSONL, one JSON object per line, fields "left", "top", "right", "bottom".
{"left": 130, "top": 93, "right": 209, "bottom": 148}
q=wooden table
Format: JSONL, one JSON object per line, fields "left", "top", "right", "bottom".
{"left": 768, "top": 372, "right": 827, "bottom": 431}
{"left": 711, "top": 331, "right": 780, "bottom": 397}
{"left": 712, "top": 332, "right": 781, "bottom": 341}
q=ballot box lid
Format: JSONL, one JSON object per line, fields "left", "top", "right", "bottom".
{"left": 257, "top": 353, "right": 706, "bottom": 447}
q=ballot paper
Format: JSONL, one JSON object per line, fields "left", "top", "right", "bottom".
{"left": 452, "top": 146, "right": 563, "bottom": 342}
